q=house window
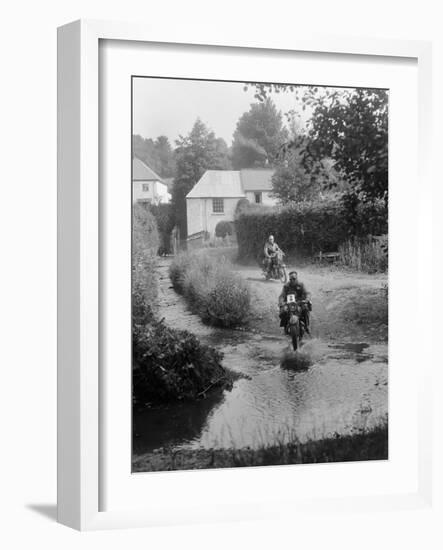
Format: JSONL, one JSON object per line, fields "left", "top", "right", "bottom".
{"left": 212, "top": 198, "right": 224, "bottom": 213}
{"left": 254, "top": 192, "right": 262, "bottom": 204}
{"left": 142, "top": 183, "right": 150, "bottom": 192}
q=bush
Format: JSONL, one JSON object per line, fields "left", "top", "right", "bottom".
{"left": 235, "top": 199, "right": 387, "bottom": 260}
{"left": 215, "top": 220, "right": 234, "bottom": 238}
{"left": 133, "top": 318, "right": 235, "bottom": 406}
{"left": 169, "top": 251, "right": 251, "bottom": 327}
{"left": 339, "top": 235, "right": 388, "bottom": 273}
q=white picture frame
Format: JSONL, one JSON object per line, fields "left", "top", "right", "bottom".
{"left": 57, "top": 19, "right": 433, "bottom": 531}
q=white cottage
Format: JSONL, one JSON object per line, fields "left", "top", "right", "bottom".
{"left": 240, "top": 169, "right": 276, "bottom": 206}
{"left": 186, "top": 168, "right": 276, "bottom": 239}
{"left": 132, "top": 157, "right": 171, "bottom": 205}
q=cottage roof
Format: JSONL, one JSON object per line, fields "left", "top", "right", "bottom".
{"left": 132, "top": 157, "right": 164, "bottom": 182}
{"left": 240, "top": 169, "right": 274, "bottom": 191}
{"left": 186, "top": 170, "right": 244, "bottom": 198}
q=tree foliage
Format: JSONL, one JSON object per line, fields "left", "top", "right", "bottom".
{"left": 231, "top": 98, "right": 288, "bottom": 169}
{"left": 271, "top": 149, "right": 318, "bottom": 203}
{"left": 133, "top": 134, "right": 176, "bottom": 178}
{"left": 171, "top": 119, "right": 231, "bottom": 237}
{"left": 300, "top": 87, "right": 388, "bottom": 204}
{"left": 244, "top": 83, "right": 388, "bottom": 233}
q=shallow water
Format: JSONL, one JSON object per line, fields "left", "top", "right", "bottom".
{"left": 133, "top": 261, "right": 388, "bottom": 455}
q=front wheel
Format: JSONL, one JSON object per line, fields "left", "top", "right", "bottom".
{"left": 290, "top": 323, "right": 298, "bottom": 351}
{"left": 279, "top": 266, "right": 287, "bottom": 283}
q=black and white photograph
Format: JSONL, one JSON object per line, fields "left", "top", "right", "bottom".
{"left": 131, "top": 76, "right": 389, "bottom": 473}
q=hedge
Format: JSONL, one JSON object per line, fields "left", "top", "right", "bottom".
{"left": 132, "top": 203, "right": 159, "bottom": 321}
{"left": 133, "top": 318, "right": 234, "bottom": 406}
{"left": 235, "top": 199, "right": 387, "bottom": 260}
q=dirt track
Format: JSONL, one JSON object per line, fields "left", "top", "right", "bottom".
{"left": 234, "top": 262, "right": 388, "bottom": 344}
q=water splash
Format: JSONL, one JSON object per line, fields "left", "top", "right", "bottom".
{"left": 280, "top": 348, "right": 312, "bottom": 370}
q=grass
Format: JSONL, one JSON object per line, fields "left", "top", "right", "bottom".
{"left": 132, "top": 420, "right": 388, "bottom": 472}
{"left": 340, "top": 288, "right": 388, "bottom": 327}
{"left": 132, "top": 203, "right": 159, "bottom": 321}
{"left": 339, "top": 236, "right": 388, "bottom": 273}
{"left": 169, "top": 251, "right": 251, "bottom": 327}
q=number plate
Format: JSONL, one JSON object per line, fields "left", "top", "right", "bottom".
{"left": 286, "top": 294, "right": 296, "bottom": 303}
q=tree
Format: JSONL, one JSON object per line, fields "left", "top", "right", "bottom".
{"left": 271, "top": 151, "right": 316, "bottom": 203}
{"left": 171, "top": 119, "right": 231, "bottom": 237}
{"left": 245, "top": 83, "right": 388, "bottom": 233}
{"left": 132, "top": 134, "right": 176, "bottom": 178}
{"left": 153, "top": 135, "right": 176, "bottom": 178}
{"left": 231, "top": 98, "right": 288, "bottom": 169}
{"left": 300, "top": 87, "right": 388, "bottom": 205}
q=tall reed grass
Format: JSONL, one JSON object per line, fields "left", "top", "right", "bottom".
{"left": 339, "top": 235, "right": 388, "bottom": 273}
{"left": 169, "top": 251, "right": 251, "bottom": 327}
{"left": 133, "top": 418, "right": 388, "bottom": 471}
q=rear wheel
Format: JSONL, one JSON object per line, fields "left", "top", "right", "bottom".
{"left": 290, "top": 324, "right": 298, "bottom": 351}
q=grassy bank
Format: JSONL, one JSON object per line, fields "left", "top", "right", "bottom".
{"left": 132, "top": 206, "right": 237, "bottom": 407}
{"left": 169, "top": 251, "right": 251, "bottom": 327}
{"left": 133, "top": 422, "right": 388, "bottom": 472}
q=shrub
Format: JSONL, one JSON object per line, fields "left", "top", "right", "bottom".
{"left": 169, "top": 251, "right": 251, "bottom": 327}
{"left": 339, "top": 235, "right": 388, "bottom": 273}
{"left": 215, "top": 220, "right": 234, "bottom": 239}
{"left": 133, "top": 318, "right": 234, "bottom": 406}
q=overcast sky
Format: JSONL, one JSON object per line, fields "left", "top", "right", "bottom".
{"left": 132, "top": 77, "right": 308, "bottom": 146}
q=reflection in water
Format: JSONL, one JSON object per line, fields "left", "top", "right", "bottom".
{"left": 133, "top": 390, "right": 225, "bottom": 454}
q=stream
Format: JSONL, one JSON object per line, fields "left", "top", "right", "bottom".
{"left": 133, "top": 260, "right": 388, "bottom": 455}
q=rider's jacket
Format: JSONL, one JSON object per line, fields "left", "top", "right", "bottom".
{"left": 279, "top": 281, "right": 308, "bottom": 305}
{"left": 264, "top": 242, "right": 280, "bottom": 258}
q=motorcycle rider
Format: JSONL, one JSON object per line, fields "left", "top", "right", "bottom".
{"left": 263, "top": 235, "right": 282, "bottom": 275}
{"left": 278, "top": 271, "right": 311, "bottom": 333}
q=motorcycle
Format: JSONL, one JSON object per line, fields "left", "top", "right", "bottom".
{"left": 282, "top": 295, "right": 310, "bottom": 351}
{"left": 263, "top": 250, "right": 287, "bottom": 283}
